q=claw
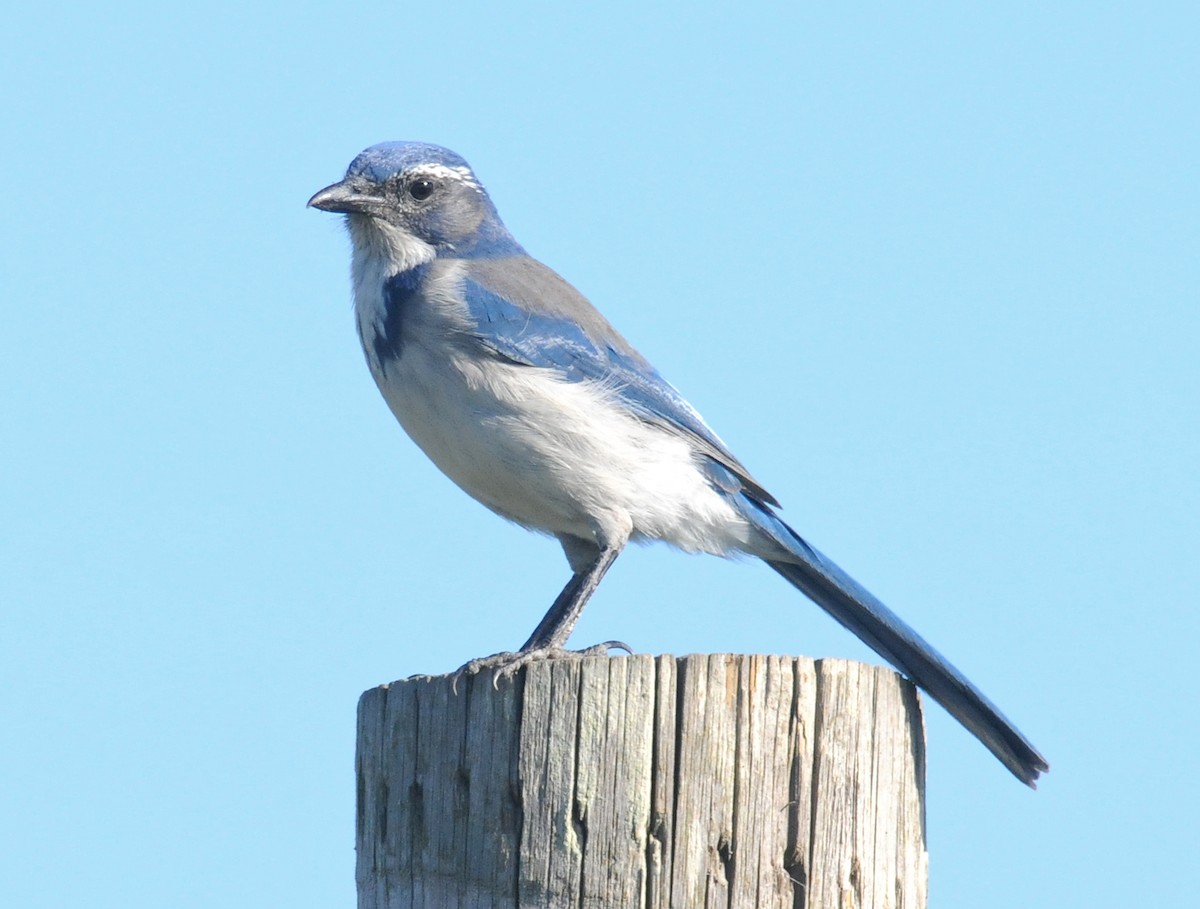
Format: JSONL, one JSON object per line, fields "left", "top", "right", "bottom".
{"left": 581, "top": 639, "right": 633, "bottom": 656}
{"left": 451, "top": 641, "right": 637, "bottom": 692}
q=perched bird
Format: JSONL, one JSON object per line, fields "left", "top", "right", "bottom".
{"left": 309, "top": 141, "right": 1048, "bottom": 786}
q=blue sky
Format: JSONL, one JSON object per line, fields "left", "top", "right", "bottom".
{"left": 2, "top": 2, "right": 1196, "bottom": 906}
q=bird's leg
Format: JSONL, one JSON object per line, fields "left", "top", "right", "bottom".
{"left": 457, "top": 544, "right": 630, "bottom": 684}
{"left": 520, "top": 544, "right": 622, "bottom": 651}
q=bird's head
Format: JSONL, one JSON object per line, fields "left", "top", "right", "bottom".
{"left": 308, "top": 142, "right": 522, "bottom": 260}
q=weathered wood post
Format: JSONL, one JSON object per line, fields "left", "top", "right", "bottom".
{"left": 356, "top": 654, "right": 927, "bottom": 908}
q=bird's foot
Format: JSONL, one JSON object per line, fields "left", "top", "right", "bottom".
{"left": 453, "top": 640, "right": 632, "bottom": 692}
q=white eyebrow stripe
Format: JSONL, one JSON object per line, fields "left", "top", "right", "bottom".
{"left": 408, "top": 163, "right": 482, "bottom": 193}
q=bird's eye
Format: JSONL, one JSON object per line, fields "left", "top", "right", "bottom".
{"left": 408, "top": 178, "right": 435, "bottom": 201}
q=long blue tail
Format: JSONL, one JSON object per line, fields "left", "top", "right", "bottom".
{"left": 748, "top": 503, "right": 1048, "bottom": 786}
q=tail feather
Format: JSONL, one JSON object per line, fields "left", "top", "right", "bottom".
{"left": 751, "top": 507, "right": 1047, "bottom": 786}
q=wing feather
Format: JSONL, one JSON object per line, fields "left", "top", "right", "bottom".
{"left": 459, "top": 257, "right": 779, "bottom": 507}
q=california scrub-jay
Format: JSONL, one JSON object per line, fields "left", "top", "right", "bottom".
{"left": 309, "top": 141, "right": 1048, "bottom": 786}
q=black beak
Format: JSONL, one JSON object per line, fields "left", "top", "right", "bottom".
{"left": 307, "top": 179, "right": 379, "bottom": 214}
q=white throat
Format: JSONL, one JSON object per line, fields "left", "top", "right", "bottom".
{"left": 344, "top": 215, "right": 438, "bottom": 373}
{"left": 346, "top": 214, "right": 436, "bottom": 279}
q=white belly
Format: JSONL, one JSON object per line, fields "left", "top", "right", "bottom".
{"left": 372, "top": 336, "right": 754, "bottom": 556}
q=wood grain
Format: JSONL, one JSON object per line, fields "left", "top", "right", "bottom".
{"left": 357, "top": 655, "right": 927, "bottom": 908}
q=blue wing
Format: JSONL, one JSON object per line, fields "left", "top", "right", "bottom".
{"left": 459, "top": 256, "right": 779, "bottom": 507}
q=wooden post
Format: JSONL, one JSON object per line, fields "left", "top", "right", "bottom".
{"left": 356, "top": 654, "right": 927, "bottom": 909}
